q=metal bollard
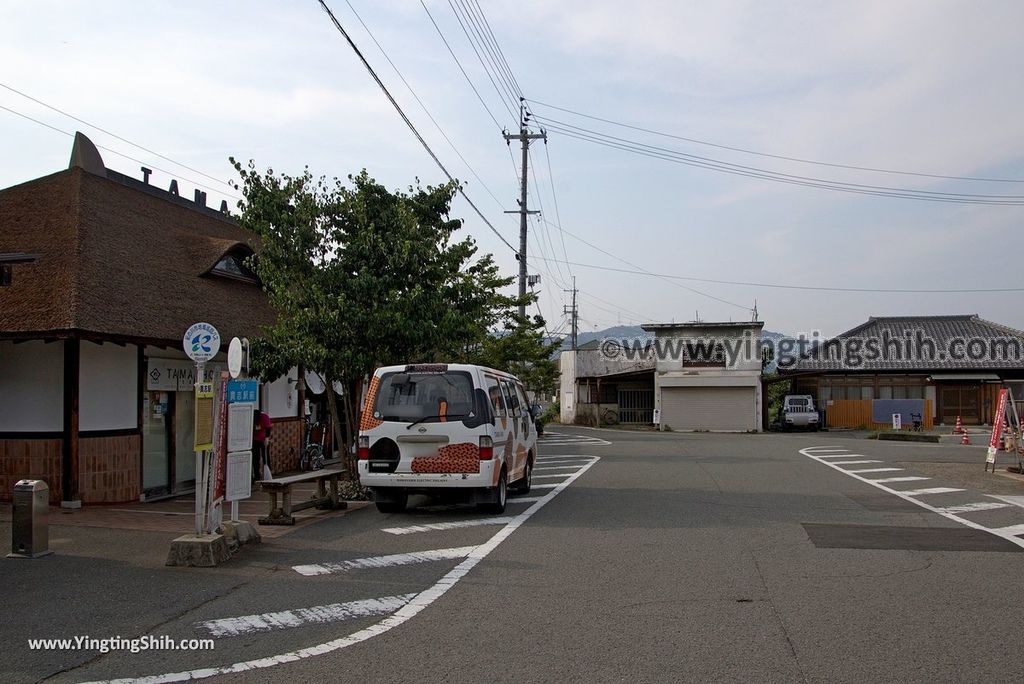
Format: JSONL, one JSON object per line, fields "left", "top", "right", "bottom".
{"left": 8, "top": 479, "right": 53, "bottom": 559}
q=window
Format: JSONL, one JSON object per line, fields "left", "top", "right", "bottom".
{"left": 0, "top": 264, "right": 10, "bottom": 287}
{"left": 501, "top": 379, "right": 519, "bottom": 417}
{"left": 372, "top": 370, "right": 474, "bottom": 423}
{"left": 211, "top": 248, "right": 258, "bottom": 284}
{"left": 486, "top": 376, "right": 506, "bottom": 418}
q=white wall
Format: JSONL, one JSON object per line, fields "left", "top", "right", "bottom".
{"left": 559, "top": 351, "right": 576, "bottom": 423}
{"left": 0, "top": 340, "right": 64, "bottom": 431}
{"left": 263, "top": 369, "right": 298, "bottom": 419}
{"left": 80, "top": 341, "right": 138, "bottom": 431}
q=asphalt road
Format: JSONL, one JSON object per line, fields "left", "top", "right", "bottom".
{"left": 3, "top": 427, "right": 1024, "bottom": 683}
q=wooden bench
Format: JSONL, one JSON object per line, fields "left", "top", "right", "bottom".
{"left": 256, "top": 467, "right": 348, "bottom": 525}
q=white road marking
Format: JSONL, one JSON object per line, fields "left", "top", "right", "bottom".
{"left": 816, "top": 454, "right": 866, "bottom": 459}
{"left": 382, "top": 518, "right": 513, "bottom": 536}
{"left": 803, "top": 447, "right": 850, "bottom": 453}
{"left": 937, "top": 502, "right": 1012, "bottom": 514}
{"left": 845, "top": 467, "right": 904, "bottom": 474}
{"left": 96, "top": 454, "right": 601, "bottom": 683}
{"left": 871, "top": 476, "right": 931, "bottom": 483}
{"left": 801, "top": 446, "right": 1024, "bottom": 551}
{"left": 537, "top": 455, "right": 596, "bottom": 461}
{"left": 828, "top": 460, "right": 882, "bottom": 465}
{"left": 898, "top": 487, "right": 965, "bottom": 496}
{"left": 991, "top": 524, "right": 1024, "bottom": 536}
{"left": 531, "top": 483, "right": 560, "bottom": 489}
{"left": 535, "top": 465, "right": 582, "bottom": 471}
{"left": 292, "top": 547, "right": 477, "bottom": 577}
{"left": 532, "top": 473, "right": 571, "bottom": 480}
{"left": 197, "top": 594, "right": 417, "bottom": 638}
{"left": 988, "top": 495, "right": 1024, "bottom": 509}
{"left": 508, "top": 496, "right": 544, "bottom": 503}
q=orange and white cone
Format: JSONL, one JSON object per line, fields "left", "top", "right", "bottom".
{"left": 954, "top": 416, "right": 963, "bottom": 434}
{"left": 961, "top": 429, "right": 970, "bottom": 446}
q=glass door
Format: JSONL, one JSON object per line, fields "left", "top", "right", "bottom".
{"left": 142, "top": 391, "right": 172, "bottom": 495}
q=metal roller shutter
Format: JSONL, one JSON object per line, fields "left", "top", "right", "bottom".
{"left": 661, "top": 387, "right": 755, "bottom": 431}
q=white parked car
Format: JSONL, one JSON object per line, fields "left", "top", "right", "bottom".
{"left": 357, "top": 363, "right": 539, "bottom": 514}
{"left": 781, "top": 394, "right": 820, "bottom": 431}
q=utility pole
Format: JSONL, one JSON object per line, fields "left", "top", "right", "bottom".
{"left": 564, "top": 276, "right": 578, "bottom": 351}
{"left": 505, "top": 103, "right": 546, "bottom": 319}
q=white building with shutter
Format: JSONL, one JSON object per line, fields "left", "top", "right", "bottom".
{"left": 642, "top": 321, "right": 764, "bottom": 432}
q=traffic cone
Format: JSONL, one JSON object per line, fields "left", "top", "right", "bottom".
{"left": 961, "top": 429, "right": 970, "bottom": 445}
{"left": 954, "top": 416, "right": 963, "bottom": 434}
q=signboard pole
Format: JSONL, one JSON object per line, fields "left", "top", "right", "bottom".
{"left": 986, "top": 388, "right": 1009, "bottom": 472}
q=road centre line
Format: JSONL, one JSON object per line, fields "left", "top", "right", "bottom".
{"left": 382, "top": 518, "right": 513, "bottom": 536}
{"left": 898, "top": 487, "right": 965, "bottom": 496}
{"left": 94, "top": 454, "right": 601, "bottom": 683}
{"left": 801, "top": 446, "right": 1024, "bottom": 551}
{"left": 197, "top": 594, "right": 418, "bottom": 638}
{"left": 292, "top": 547, "right": 477, "bottom": 577}
{"left": 845, "top": 467, "right": 904, "bottom": 474}
{"left": 871, "top": 476, "right": 931, "bottom": 483}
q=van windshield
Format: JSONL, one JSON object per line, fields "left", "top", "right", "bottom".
{"left": 373, "top": 371, "right": 477, "bottom": 424}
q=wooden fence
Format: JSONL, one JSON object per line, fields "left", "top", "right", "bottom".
{"left": 824, "top": 399, "right": 934, "bottom": 430}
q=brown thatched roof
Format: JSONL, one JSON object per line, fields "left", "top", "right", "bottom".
{"left": 0, "top": 164, "right": 274, "bottom": 345}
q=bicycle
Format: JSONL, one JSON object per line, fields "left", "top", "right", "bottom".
{"left": 299, "top": 417, "right": 327, "bottom": 471}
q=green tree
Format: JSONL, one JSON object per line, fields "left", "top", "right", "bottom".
{"left": 232, "top": 160, "right": 521, "bottom": 473}
{"left": 466, "top": 313, "right": 561, "bottom": 399}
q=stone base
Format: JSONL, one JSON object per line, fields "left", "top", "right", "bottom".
{"left": 165, "top": 534, "right": 231, "bottom": 567}
{"left": 222, "top": 521, "right": 261, "bottom": 548}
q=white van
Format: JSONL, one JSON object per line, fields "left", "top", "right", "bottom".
{"left": 357, "top": 363, "right": 538, "bottom": 514}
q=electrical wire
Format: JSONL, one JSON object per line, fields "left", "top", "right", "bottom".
{"left": 343, "top": 0, "right": 507, "bottom": 213}
{"left": 468, "top": 0, "right": 524, "bottom": 99}
{"left": 0, "top": 103, "right": 243, "bottom": 201}
{"left": 454, "top": 0, "right": 520, "bottom": 109}
{"left": 527, "top": 98, "right": 1024, "bottom": 184}
{"left": 317, "top": 0, "right": 517, "bottom": 254}
{"left": 445, "top": 0, "right": 518, "bottom": 123}
{"left": 543, "top": 140, "right": 573, "bottom": 279}
{"left": 538, "top": 118, "right": 1024, "bottom": 205}
{"left": 530, "top": 254, "right": 1024, "bottom": 294}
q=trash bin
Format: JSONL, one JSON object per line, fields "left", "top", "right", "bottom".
{"left": 9, "top": 479, "right": 52, "bottom": 558}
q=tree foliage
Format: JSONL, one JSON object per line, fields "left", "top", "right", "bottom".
{"left": 231, "top": 160, "right": 555, "bottom": 467}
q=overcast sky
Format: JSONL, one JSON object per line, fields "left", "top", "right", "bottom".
{"left": 3, "top": 1, "right": 1023, "bottom": 338}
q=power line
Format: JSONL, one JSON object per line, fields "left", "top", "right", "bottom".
{"left": 454, "top": 0, "right": 520, "bottom": 109}
{"left": 538, "top": 118, "right": 1024, "bottom": 205}
{"left": 342, "top": 0, "right": 507, "bottom": 213}
{"left": 527, "top": 98, "right": 1024, "bottom": 184}
{"left": 445, "top": 0, "right": 517, "bottom": 123}
{"left": 317, "top": 0, "right": 517, "bottom": 254}
{"left": 465, "top": 0, "right": 523, "bottom": 99}
{"left": 531, "top": 254, "right": 1024, "bottom": 294}
{"left": 0, "top": 103, "right": 243, "bottom": 201}
{"left": 1, "top": 82, "right": 239, "bottom": 192}
{"left": 543, "top": 140, "right": 573, "bottom": 279}
{"left": 420, "top": 0, "right": 503, "bottom": 131}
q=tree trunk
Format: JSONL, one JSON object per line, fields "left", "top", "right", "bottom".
{"left": 341, "top": 383, "right": 356, "bottom": 475}
{"left": 325, "top": 380, "right": 353, "bottom": 480}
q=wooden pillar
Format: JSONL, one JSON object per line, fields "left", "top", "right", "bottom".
{"left": 62, "top": 337, "right": 80, "bottom": 505}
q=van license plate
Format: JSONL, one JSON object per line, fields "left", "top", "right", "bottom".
{"left": 369, "top": 462, "right": 391, "bottom": 472}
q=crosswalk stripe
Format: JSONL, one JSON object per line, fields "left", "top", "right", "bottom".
{"left": 532, "top": 474, "right": 571, "bottom": 480}
{"left": 899, "top": 487, "right": 965, "bottom": 496}
{"left": 845, "top": 467, "right": 903, "bottom": 473}
{"left": 292, "top": 546, "right": 477, "bottom": 577}
{"left": 937, "top": 502, "right": 1012, "bottom": 514}
{"left": 871, "top": 476, "right": 930, "bottom": 483}
{"left": 991, "top": 523, "right": 1024, "bottom": 536}
{"left": 828, "top": 460, "right": 882, "bottom": 465}
{"left": 535, "top": 465, "right": 582, "bottom": 471}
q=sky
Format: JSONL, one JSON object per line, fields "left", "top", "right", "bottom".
{"left": 3, "top": 0, "right": 1024, "bottom": 339}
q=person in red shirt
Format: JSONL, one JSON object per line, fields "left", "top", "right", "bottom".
{"left": 253, "top": 409, "right": 273, "bottom": 481}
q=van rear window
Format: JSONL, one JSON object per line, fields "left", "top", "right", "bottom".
{"left": 373, "top": 371, "right": 476, "bottom": 423}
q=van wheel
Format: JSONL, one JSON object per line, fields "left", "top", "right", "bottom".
{"left": 512, "top": 457, "right": 532, "bottom": 494}
{"left": 375, "top": 491, "right": 408, "bottom": 514}
{"left": 479, "top": 469, "right": 507, "bottom": 514}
